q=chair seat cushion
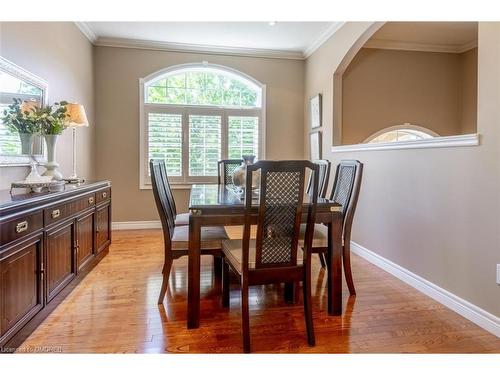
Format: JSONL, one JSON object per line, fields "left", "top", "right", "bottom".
{"left": 172, "top": 225, "right": 228, "bottom": 251}
{"left": 223, "top": 225, "right": 258, "bottom": 239}
{"left": 298, "top": 223, "right": 328, "bottom": 248}
{"left": 222, "top": 239, "right": 303, "bottom": 274}
{"left": 174, "top": 212, "right": 190, "bottom": 226}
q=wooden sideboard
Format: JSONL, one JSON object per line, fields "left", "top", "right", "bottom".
{"left": 0, "top": 181, "right": 111, "bottom": 352}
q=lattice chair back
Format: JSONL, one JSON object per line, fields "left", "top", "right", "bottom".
{"left": 150, "top": 159, "right": 176, "bottom": 243}
{"left": 243, "top": 160, "right": 319, "bottom": 270}
{"left": 330, "top": 160, "right": 363, "bottom": 219}
{"left": 218, "top": 159, "right": 243, "bottom": 185}
{"left": 306, "top": 159, "right": 331, "bottom": 198}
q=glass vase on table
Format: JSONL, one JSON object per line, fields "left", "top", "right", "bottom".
{"left": 231, "top": 155, "right": 260, "bottom": 195}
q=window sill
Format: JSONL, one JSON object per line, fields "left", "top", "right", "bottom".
{"left": 170, "top": 184, "right": 195, "bottom": 190}
{"left": 140, "top": 183, "right": 205, "bottom": 190}
{"left": 331, "top": 133, "right": 479, "bottom": 153}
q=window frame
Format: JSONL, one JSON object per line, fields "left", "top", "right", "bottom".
{"left": 363, "top": 124, "right": 439, "bottom": 143}
{"left": 139, "top": 63, "right": 266, "bottom": 189}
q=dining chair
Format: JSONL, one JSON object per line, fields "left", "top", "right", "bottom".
{"left": 221, "top": 160, "right": 320, "bottom": 353}
{"left": 299, "top": 159, "right": 363, "bottom": 295}
{"left": 150, "top": 159, "right": 229, "bottom": 304}
{"left": 218, "top": 159, "right": 243, "bottom": 185}
{"left": 306, "top": 159, "right": 331, "bottom": 268}
{"left": 306, "top": 159, "right": 331, "bottom": 199}
{"left": 151, "top": 160, "right": 190, "bottom": 226}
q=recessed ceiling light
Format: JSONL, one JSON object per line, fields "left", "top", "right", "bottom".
{"left": 268, "top": 21, "right": 277, "bottom": 26}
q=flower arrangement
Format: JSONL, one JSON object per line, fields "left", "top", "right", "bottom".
{"left": 1, "top": 99, "right": 69, "bottom": 135}
{"left": 35, "top": 101, "right": 69, "bottom": 135}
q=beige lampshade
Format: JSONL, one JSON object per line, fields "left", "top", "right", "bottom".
{"left": 65, "top": 103, "right": 89, "bottom": 127}
{"left": 20, "top": 100, "right": 38, "bottom": 113}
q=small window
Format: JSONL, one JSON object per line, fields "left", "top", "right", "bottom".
{"left": 368, "top": 129, "right": 434, "bottom": 143}
{"left": 188, "top": 114, "right": 222, "bottom": 176}
{"left": 227, "top": 116, "right": 259, "bottom": 159}
{"left": 147, "top": 113, "right": 183, "bottom": 176}
{"left": 364, "top": 124, "right": 438, "bottom": 144}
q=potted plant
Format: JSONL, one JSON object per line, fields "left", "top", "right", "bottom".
{"left": 36, "top": 101, "right": 69, "bottom": 180}
{"left": 1, "top": 98, "right": 39, "bottom": 154}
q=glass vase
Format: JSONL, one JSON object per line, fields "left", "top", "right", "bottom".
{"left": 19, "top": 133, "right": 34, "bottom": 155}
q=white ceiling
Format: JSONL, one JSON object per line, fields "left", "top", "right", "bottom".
{"left": 79, "top": 22, "right": 342, "bottom": 59}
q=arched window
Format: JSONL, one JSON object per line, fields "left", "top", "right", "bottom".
{"left": 140, "top": 63, "right": 265, "bottom": 188}
{"left": 364, "top": 124, "right": 438, "bottom": 144}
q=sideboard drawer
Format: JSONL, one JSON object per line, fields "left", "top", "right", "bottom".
{"left": 44, "top": 201, "right": 73, "bottom": 226}
{"left": 95, "top": 188, "right": 111, "bottom": 204}
{"left": 44, "top": 193, "right": 96, "bottom": 226}
{"left": 0, "top": 211, "right": 44, "bottom": 246}
{"left": 74, "top": 193, "right": 96, "bottom": 212}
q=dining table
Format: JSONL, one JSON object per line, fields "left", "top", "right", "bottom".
{"left": 187, "top": 183, "right": 344, "bottom": 329}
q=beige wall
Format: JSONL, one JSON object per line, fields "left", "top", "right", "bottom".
{"left": 0, "top": 22, "right": 95, "bottom": 188}
{"left": 460, "top": 48, "right": 478, "bottom": 134}
{"left": 94, "top": 46, "right": 305, "bottom": 222}
{"left": 342, "top": 47, "right": 478, "bottom": 144}
{"left": 305, "top": 22, "right": 499, "bottom": 316}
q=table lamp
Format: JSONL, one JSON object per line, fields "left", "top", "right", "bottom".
{"left": 64, "top": 103, "right": 89, "bottom": 183}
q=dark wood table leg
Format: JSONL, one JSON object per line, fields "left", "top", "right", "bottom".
{"left": 327, "top": 213, "right": 343, "bottom": 315}
{"left": 187, "top": 215, "right": 201, "bottom": 329}
{"left": 213, "top": 256, "right": 223, "bottom": 291}
{"left": 284, "top": 282, "right": 297, "bottom": 303}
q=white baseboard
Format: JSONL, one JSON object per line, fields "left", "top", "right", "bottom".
{"left": 351, "top": 241, "right": 500, "bottom": 338}
{"left": 112, "top": 220, "right": 161, "bottom": 230}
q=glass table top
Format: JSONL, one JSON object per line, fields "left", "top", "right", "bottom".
{"left": 189, "top": 184, "right": 338, "bottom": 210}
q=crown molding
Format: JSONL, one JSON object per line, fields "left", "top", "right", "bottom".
{"left": 364, "top": 38, "right": 478, "bottom": 54}
{"left": 303, "top": 22, "right": 345, "bottom": 58}
{"left": 73, "top": 22, "right": 477, "bottom": 59}
{"left": 74, "top": 22, "right": 346, "bottom": 60}
{"left": 74, "top": 22, "right": 97, "bottom": 43}
{"left": 94, "top": 37, "right": 305, "bottom": 60}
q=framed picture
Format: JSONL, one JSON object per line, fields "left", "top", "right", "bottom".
{"left": 310, "top": 131, "right": 322, "bottom": 160}
{"left": 310, "top": 93, "right": 322, "bottom": 129}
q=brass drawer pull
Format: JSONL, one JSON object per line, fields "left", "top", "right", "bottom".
{"left": 88, "top": 197, "right": 95, "bottom": 204}
{"left": 16, "top": 221, "right": 28, "bottom": 233}
{"left": 51, "top": 209, "right": 61, "bottom": 219}
{"left": 102, "top": 192, "right": 107, "bottom": 198}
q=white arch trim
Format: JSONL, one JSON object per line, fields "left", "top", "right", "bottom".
{"left": 142, "top": 62, "right": 264, "bottom": 101}
{"left": 363, "top": 123, "right": 440, "bottom": 143}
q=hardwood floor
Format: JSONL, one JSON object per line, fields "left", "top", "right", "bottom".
{"left": 18, "top": 229, "right": 499, "bottom": 353}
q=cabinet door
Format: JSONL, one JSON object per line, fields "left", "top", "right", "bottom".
{"left": 76, "top": 211, "right": 95, "bottom": 272}
{"left": 46, "top": 220, "right": 76, "bottom": 302}
{"left": 96, "top": 203, "right": 111, "bottom": 254}
{"left": 0, "top": 236, "right": 43, "bottom": 344}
